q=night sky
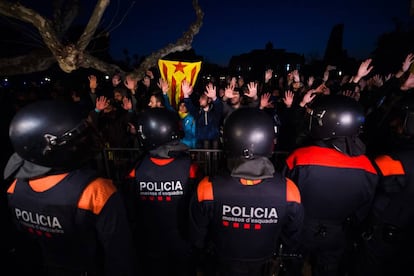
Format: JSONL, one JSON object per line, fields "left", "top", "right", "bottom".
{"left": 106, "top": 0, "right": 413, "bottom": 66}
{"left": 1, "top": 0, "right": 412, "bottom": 67}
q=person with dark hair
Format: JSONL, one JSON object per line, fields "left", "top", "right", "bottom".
{"left": 145, "top": 78, "right": 175, "bottom": 112}
{"left": 360, "top": 54, "right": 414, "bottom": 155}
{"left": 111, "top": 72, "right": 124, "bottom": 88}
{"left": 89, "top": 95, "right": 136, "bottom": 149}
{"left": 4, "top": 100, "right": 137, "bottom": 275}
{"left": 125, "top": 107, "right": 201, "bottom": 276}
{"left": 136, "top": 70, "right": 158, "bottom": 112}
{"left": 353, "top": 77, "right": 414, "bottom": 276}
{"left": 178, "top": 100, "right": 197, "bottom": 149}
{"left": 189, "top": 107, "right": 304, "bottom": 276}
{"left": 87, "top": 74, "right": 108, "bottom": 107}
{"left": 182, "top": 79, "right": 224, "bottom": 150}
{"left": 147, "top": 92, "right": 167, "bottom": 108}
{"left": 282, "top": 94, "right": 379, "bottom": 276}
{"left": 221, "top": 80, "right": 259, "bottom": 123}
{"left": 71, "top": 88, "right": 95, "bottom": 117}
{"left": 102, "top": 72, "right": 128, "bottom": 102}
{"left": 113, "top": 86, "right": 130, "bottom": 110}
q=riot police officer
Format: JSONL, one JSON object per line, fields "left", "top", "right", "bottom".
{"left": 354, "top": 94, "right": 414, "bottom": 276}
{"left": 126, "top": 107, "right": 201, "bottom": 276}
{"left": 4, "top": 100, "right": 137, "bottom": 275}
{"left": 283, "top": 94, "right": 379, "bottom": 276}
{"left": 189, "top": 107, "right": 304, "bottom": 276}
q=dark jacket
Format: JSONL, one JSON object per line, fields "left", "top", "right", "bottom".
{"left": 7, "top": 169, "right": 137, "bottom": 276}
{"left": 184, "top": 97, "right": 223, "bottom": 141}
{"left": 190, "top": 172, "right": 303, "bottom": 261}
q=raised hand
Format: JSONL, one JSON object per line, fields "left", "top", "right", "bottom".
{"left": 384, "top": 73, "right": 393, "bottom": 82}
{"left": 283, "top": 90, "right": 294, "bottom": 108}
{"left": 88, "top": 75, "right": 98, "bottom": 91}
{"left": 157, "top": 78, "right": 169, "bottom": 94}
{"left": 371, "top": 74, "right": 384, "bottom": 88}
{"left": 265, "top": 69, "right": 273, "bottom": 82}
{"left": 224, "top": 83, "right": 235, "bottom": 99}
{"left": 146, "top": 70, "right": 154, "bottom": 79}
{"left": 353, "top": 58, "right": 374, "bottom": 83}
{"left": 181, "top": 79, "right": 193, "bottom": 98}
{"left": 260, "top": 93, "right": 273, "bottom": 109}
{"left": 122, "top": 97, "right": 133, "bottom": 111}
{"left": 300, "top": 90, "right": 317, "bottom": 107}
{"left": 401, "top": 53, "right": 414, "bottom": 73}
{"left": 245, "top": 81, "right": 258, "bottom": 100}
{"left": 95, "top": 96, "right": 109, "bottom": 111}
{"left": 205, "top": 83, "right": 217, "bottom": 101}
{"left": 124, "top": 75, "right": 138, "bottom": 91}
{"left": 314, "top": 83, "right": 328, "bottom": 94}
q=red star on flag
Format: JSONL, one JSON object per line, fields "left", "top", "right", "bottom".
{"left": 158, "top": 59, "right": 202, "bottom": 108}
{"left": 173, "top": 61, "right": 187, "bottom": 73}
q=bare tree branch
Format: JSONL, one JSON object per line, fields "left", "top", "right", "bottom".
{"left": 0, "top": 50, "right": 56, "bottom": 76}
{"left": 0, "top": 1, "right": 63, "bottom": 58}
{"left": 132, "top": 0, "right": 204, "bottom": 81}
{"left": 76, "top": 0, "right": 109, "bottom": 52}
{"left": 80, "top": 52, "right": 123, "bottom": 74}
{"left": 0, "top": 0, "right": 204, "bottom": 78}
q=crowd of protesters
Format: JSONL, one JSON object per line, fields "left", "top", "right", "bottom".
{"left": 2, "top": 52, "right": 414, "bottom": 275}
{"left": 1, "top": 55, "right": 413, "bottom": 156}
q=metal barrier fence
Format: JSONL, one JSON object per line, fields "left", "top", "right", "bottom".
{"left": 98, "top": 148, "right": 289, "bottom": 184}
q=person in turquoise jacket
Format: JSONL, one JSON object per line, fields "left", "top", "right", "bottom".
{"left": 178, "top": 100, "right": 197, "bottom": 149}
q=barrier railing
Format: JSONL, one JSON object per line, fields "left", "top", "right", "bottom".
{"left": 98, "top": 148, "right": 289, "bottom": 184}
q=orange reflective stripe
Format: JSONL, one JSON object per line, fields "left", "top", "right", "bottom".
{"left": 78, "top": 178, "right": 117, "bottom": 215}
{"left": 287, "top": 146, "right": 377, "bottom": 174}
{"left": 7, "top": 179, "right": 17, "bottom": 194}
{"left": 30, "top": 173, "right": 69, "bottom": 192}
{"left": 150, "top": 157, "right": 174, "bottom": 165}
{"left": 286, "top": 178, "right": 301, "bottom": 204}
{"left": 128, "top": 168, "right": 135, "bottom": 178}
{"left": 375, "top": 155, "right": 405, "bottom": 176}
{"left": 197, "top": 176, "right": 213, "bottom": 202}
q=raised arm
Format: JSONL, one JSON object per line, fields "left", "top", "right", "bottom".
{"left": 157, "top": 78, "right": 174, "bottom": 111}
{"left": 395, "top": 53, "right": 414, "bottom": 79}
{"left": 350, "top": 58, "right": 374, "bottom": 84}
{"left": 88, "top": 75, "right": 98, "bottom": 93}
{"left": 400, "top": 72, "right": 414, "bottom": 91}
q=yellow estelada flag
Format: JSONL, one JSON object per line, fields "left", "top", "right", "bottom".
{"left": 158, "top": 59, "right": 202, "bottom": 109}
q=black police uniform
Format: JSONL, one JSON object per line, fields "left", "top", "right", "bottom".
{"left": 189, "top": 163, "right": 303, "bottom": 276}
{"left": 284, "top": 145, "right": 378, "bottom": 276}
{"left": 128, "top": 153, "right": 200, "bottom": 276}
{"left": 7, "top": 169, "right": 137, "bottom": 276}
{"left": 354, "top": 144, "right": 414, "bottom": 276}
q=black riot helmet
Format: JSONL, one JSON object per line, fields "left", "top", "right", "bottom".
{"left": 9, "top": 100, "right": 102, "bottom": 169}
{"left": 309, "top": 94, "right": 365, "bottom": 140}
{"left": 223, "top": 108, "right": 276, "bottom": 159}
{"left": 136, "top": 107, "right": 180, "bottom": 150}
